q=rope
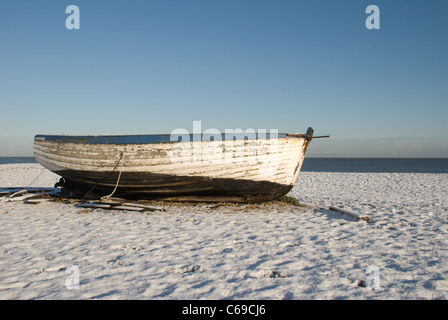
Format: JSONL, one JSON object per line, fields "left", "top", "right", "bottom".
{"left": 81, "top": 149, "right": 126, "bottom": 201}
{"left": 0, "top": 158, "right": 53, "bottom": 196}
{"left": 0, "top": 157, "right": 48, "bottom": 188}
{"left": 100, "top": 170, "right": 122, "bottom": 201}
{"left": 26, "top": 167, "right": 47, "bottom": 188}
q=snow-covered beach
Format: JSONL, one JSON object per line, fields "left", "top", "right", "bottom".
{"left": 1, "top": 163, "right": 447, "bottom": 300}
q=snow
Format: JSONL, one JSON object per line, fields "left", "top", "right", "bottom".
{"left": 1, "top": 163, "right": 448, "bottom": 299}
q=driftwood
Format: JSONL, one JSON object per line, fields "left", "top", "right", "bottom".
{"left": 1, "top": 188, "right": 57, "bottom": 196}
{"left": 0, "top": 191, "right": 11, "bottom": 198}
{"left": 2, "top": 187, "right": 165, "bottom": 213}
{"left": 79, "top": 201, "right": 165, "bottom": 212}
{"left": 9, "top": 190, "right": 29, "bottom": 198}
{"left": 1, "top": 188, "right": 60, "bottom": 202}
{"left": 329, "top": 206, "right": 370, "bottom": 222}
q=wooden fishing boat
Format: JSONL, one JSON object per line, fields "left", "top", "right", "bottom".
{"left": 33, "top": 128, "right": 326, "bottom": 202}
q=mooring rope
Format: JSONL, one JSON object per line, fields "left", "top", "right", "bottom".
{"left": 100, "top": 170, "right": 122, "bottom": 201}
{"left": 80, "top": 149, "right": 126, "bottom": 200}
{"left": 0, "top": 157, "right": 49, "bottom": 188}
{"left": 26, "top": 167, "right": 47, "bottom": 188}
{"left": 100, "top": 149, "right": 126, "bottom": 201}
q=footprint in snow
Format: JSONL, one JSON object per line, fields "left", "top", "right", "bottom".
{"left": 172, "top": 265, "right": 201, "bottom": 273}
{"left": 261, "top": 270, "right": 286, "bottom": 278}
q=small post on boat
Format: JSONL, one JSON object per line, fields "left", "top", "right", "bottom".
{"left": 303, "top": 127, "right": 314, "bottom": 154}
{"left": 305, "top": 127, "right": 314, "bottom": 140}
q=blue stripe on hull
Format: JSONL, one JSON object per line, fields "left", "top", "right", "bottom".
{"left": 35, "top": 133, "right": 289, "bottom": 145}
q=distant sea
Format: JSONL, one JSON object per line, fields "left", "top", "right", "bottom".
{"left": 301, "top": 158, "right": 448, "bottom": 173}
{"left": 1, "top": 157, "right": 447, "bottom": 174}
{"left": 0, "top": 157, "right": 37, "bottom": 165}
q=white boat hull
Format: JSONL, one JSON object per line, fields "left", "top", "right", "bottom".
{"left": 33, "top": 132, "right": 312, "bottom": 202}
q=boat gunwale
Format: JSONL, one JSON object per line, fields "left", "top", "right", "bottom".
{"left": 34, "top": 132, "right": 305, "bottom": 145}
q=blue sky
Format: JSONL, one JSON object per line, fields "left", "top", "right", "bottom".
{"left": 1, "top": 0, "right": 447, "bottom": 157}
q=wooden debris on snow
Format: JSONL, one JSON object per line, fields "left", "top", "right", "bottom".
{"left": 9, "top": 190, "right": 29, "bottom": 199}
{"left": 2, "top": 188, "right": 61, "bottom": 203}
{"left": 0, "top": 191, "right": 11, "bottom": 198}
{"left": 79, "top": 201, "right": 165, "bottom": 212}
{"left": 329, "top": 206, "right": 371, "bottom": 222}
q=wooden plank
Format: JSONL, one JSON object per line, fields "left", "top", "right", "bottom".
{"left": 111, "top": 205, "right": 144, "bottom": 212}
{"left": 0, "top": 191, "right": 11, "bottom": 198}
{"left": 79, "top": 201, "right": 164, "bottom": 212}
{"left": 79, "top": 202, "right": 112, "bottom": 209}
{"left": 2, "top": 188, "right": 59, "bottom": 201}
{"left": 9, "top": 190, "right": 29, "bottom": 198}
{"left": 329, "top": 206, "right": 371, "bottom": 222}
{"left": 99, "top": 198, "right": 165, "bottom": 211}
{"left": 8, "top": 194, "right": 38, "bottom": 202}
{"left": 118, "top": 202, "right": 165, "bottom": 212}
{"left": 7, "top": 192, "right": 57, "bottom": 202}
{"left": 25, "top": 198, "right": 52, "bottom": 204}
